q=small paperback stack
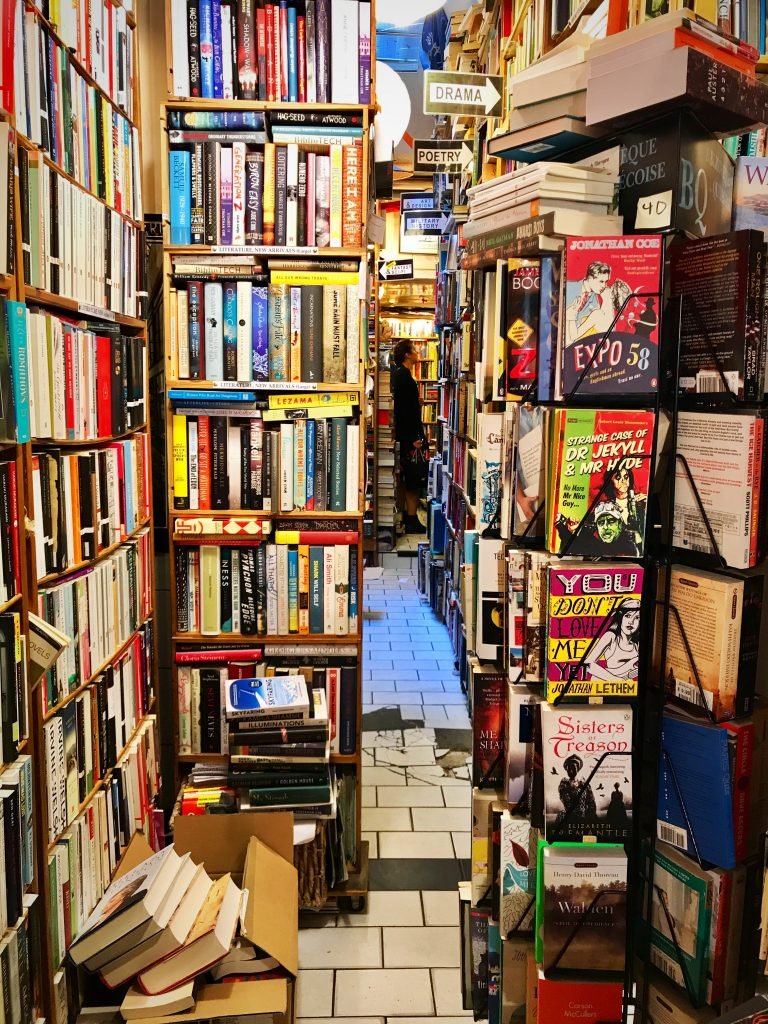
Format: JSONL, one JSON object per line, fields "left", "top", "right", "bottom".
{"left": 67, "top": 844, "right": 283, "bottom": 1020}
{"left": 225, "top": 675, "right": 335, "bottom": 816}
{"left": 464, "top": 163, "right": 621, "bottom": 241}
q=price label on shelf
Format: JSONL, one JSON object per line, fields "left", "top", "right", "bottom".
{"left": 78, "top": 303, "right": 116, "bottom": 322}
{"left": 635, "top": 191, "right": 673, "bottom": 230}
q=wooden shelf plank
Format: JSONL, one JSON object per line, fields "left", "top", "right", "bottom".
{"left": 173, "top": 632, "right": 361, "bottom": 644}
{"left": 23, "top": 287, "right": 145, "bottom": 330}
{"left": 167, "top": 380, "right": 364, "bottom": 393}
{"left": 36, "top": 518, "right": 151, "bottom": 588}
{"left": 165, "top": 99, "right": 375, "bottom": 113}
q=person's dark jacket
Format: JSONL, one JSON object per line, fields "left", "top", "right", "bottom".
{"left": 391, "top": 364, "right": 425, "bottom": 449}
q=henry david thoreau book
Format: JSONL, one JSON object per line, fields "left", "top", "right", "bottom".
{"left": 546, "top": 563, "right": 644, "bottom": 702}
{"left": 669, "top": 230, "right": 765, "bottom": 401}
{"left": 537, "top": 840, "right": 627, "bottom": 974}
{"left": 547, "top": 407, "right": 655, "bottom": 558}
{"left": 559, "top": 235, "right": 663, "bottom": 397}
{"left": 541, "top": 704, "right": 633, "bottom": 843}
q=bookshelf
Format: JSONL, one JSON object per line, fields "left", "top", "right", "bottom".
{"left": 160, "top": 0, "right": 376, "bottom": 908}
{"left": 5, "top": 2, "right": 161, "bottom": 1021}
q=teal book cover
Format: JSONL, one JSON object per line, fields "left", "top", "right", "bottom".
{"left": 7, "top": 302, "right": 29, "bottom": 443}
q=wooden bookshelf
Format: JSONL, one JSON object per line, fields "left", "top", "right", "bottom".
{"left": 6, "top": 2, "right": 161, "bottom": 1020}
{"left": 160, "top": 0, "right": 376, "bottom": 907}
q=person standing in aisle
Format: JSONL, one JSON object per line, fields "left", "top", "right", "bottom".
{"left": 392, "top": 339, "right": 427, "bottom": 534}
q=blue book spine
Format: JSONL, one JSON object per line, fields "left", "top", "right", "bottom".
{"left": 168, "top": 389, "right": 257, "bottom": 402}
{"left": 287, "top": 546, "right": 299, "bottom": 633}
{"left": 252, "top": 286, "right": 269, "bottom": 381}
{"left": 487, "top": 921, "right": 500, "bottom": 1024}
{"left": 169, "top": 151, "right": 192, "bottom": 245}
{"left": 306, "top": 420, "right": 316, "bottom": 510}
{"left": 761, "top": 0, "right": 767, "bottom": 57}
{"left": 538, "top": 256, "right": 558, "bottom": 402}
{"left": 211, "top": 0, "right": 224, "bottom": 99}
{"left": 7, "top": 303, "right": 29, "bottom": 443}
{"left": 199, "top": 0, "right": 215, "bottom": 98}
{"left": 309, "top": 546, "right": 323, "bottom": 633}
{"left": 223, "top": 284, "right": 238, "bottom": 378}
{"left": 287, "top": 6, "right": 298, "bottom": 102}
{"left": 123, "top": 442, "right": 135, "bottom": 531}
{"left": 167, "top": 110, "right": 265, "bottom": 129}
{"left": 349, "top": 545, "right": 358, "bottom": 632}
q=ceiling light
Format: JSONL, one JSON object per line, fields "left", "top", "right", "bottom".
{"left": 379, "top": 1, "right": 444, "bottom": 28}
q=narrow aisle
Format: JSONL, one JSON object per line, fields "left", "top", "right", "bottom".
{"left": 297, "top": 555, "right": 473, "bottom": 1022}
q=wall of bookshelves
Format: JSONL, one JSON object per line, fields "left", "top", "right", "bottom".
{"left": 3, "top": 1, "right": 161, "bottom": 1021}
{"left": 161, "top": 0, "right": 375, "bottom": 907}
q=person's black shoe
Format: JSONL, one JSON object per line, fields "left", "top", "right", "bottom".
{"left": 406, "top": 515, "right": 426, "bottom": 534}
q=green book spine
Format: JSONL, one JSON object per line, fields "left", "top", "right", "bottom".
{"left": 330, "top": 417, "right": 346, "bottom": 511}
{"left": 268, "top": 284, "right": 290, "bottom": 382}
{"left": 247, "top": 784, "right": 331, "bottom": 806}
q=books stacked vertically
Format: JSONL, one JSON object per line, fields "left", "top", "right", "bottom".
{"left": 0, "top": 456, "right": 23, "bottom": 605}
{"left": 168, "top": 0, "right": 372, "bottom": 104}
{"left": 26, "top": 314, "right": 147, "bottom": 439}
{"left": 0, "top": 124, "right": 15, "bottom": 277}
{"left": 0, "top": 756, "right": 35, "bottom": 931}
{"left": 168, "top": 274, "right": 361, "bottom": 383}
{"left": 174, "top": 530, "right": 359, "bottom": 638}
{"left": 171, "top": 408, "right": 360, "bottom": 513}
{"left": 167, "top": 133, "right": 363, "bottom": 248}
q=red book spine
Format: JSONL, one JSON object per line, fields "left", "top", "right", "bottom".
{"left": 63, "top": 327, "right": 76, "bottom": 439}
{"left": 6, "top": 460, "right": 19, "bottom": 594}
{"left": 709, "top": 870, "right": 732, "bottom": 1005}
{"left": 197, "top": 415, "right": 211, "bottom": 509}
{"left": 265, "top": 5, "right": 276, "bottom": 102}
{"left": 297, "top": 15, "right": 306, "bottom": 103}
{"left": 279, "top": 3, "right": 288, "bottom": 100}
{"left": 256, "top": 7, "right": 268, "bottom": 99}
{"left": 726, "top": 721, "right": 753, "bottom": 861}
{"left": 0, "top": 0, "right": 13, "bottom": 113}
{"left": 273, "top": 5, "right": 282, "bottom": 101}
{"left": 175, "top": 649, "right": 263, "bottom": 663}
{"left": 276, "top": 530, "right": 359, "bottom": 544}
{"left": 95, "top": 335, "right": 113, "bottom": 438}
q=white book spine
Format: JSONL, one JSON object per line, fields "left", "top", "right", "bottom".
{"left": 330, "top": 0, "right": 359, "bottom": 103}
{"left": 334, "top": 544, "right": 349, "bottom": 635}
{"left": 227, "top": 423, "right": 242, "bottom": 508}
{"left": 280, "top": 423, "right": 294, "bottom": 511}
{"left": 345, "top": 285, "right": 360, "bottom": 383}
{"left": 345, "top": 424, "right": 359, "bottom": 512}
{"left": 236, "top": 281, "right": 252, "bottom": 382}
{"left": 266, "top": 543, "right": 278, "bottom": 634}
{"left": 203, "top": 282, "right": 224, "bottom": 381}
{"left": 323, "top": 546, "right": 335, "bottom": 634}
{"left": 276, "top": 544, "right": 289, "bottom": 635}
{"left": 286, "top": 143, "right": 298, "bottom": 246}
{"left": 188, "top": 420, "right": 199, "bottom": 510}
{"left": 190, "top": 669, "right": 201, "bottom": 754}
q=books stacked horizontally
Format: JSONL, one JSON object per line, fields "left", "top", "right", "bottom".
{"left": 169, "top": 0, "right": 372, "bottom": 104}
{"left": 463, "top": 163, "right": 621, "bottom": 241}
{"left": 67, "top": 843, "right": 287, "bottom": 1019}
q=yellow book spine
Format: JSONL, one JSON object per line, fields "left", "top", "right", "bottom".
{"left": 200, "top": 546, "right": 220, "bottom": 636}
{"left": 298, "top": 545, "right": 309, "bottom": 634}
{"left": 172, "top": 414, "right": 189, "bottom": 503}
{"left": 274, "top": 530, "right": 300, "bottom": 544}
{"left": 329, "top": 144, "right": 343, "bottom": 247}
{"left": 269, "top": 271, "right": 360, "bottom": 286}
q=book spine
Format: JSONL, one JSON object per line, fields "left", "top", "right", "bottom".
{"left": 188, "top": 418, "right": 199, "bottom": 509}
{"left": 237, "top": 0, "right": 257, "bottom": 100}
{"left": 359, "top": 1, "right": 371, "bottom": 103}
{"left": 203, "top": 140, "right": 219, "bottom": 244}
{"left": 239, "top": 546, "right": 258, "bottom": 634}
{"left": 256, "top": 7, "right": 267, "bottom": 100}
{"left": 306, "top": 419, "right": 316, "bottom": 511}
{"left": 252, "top": 285, "right": 269, "bottom": 381}
{"left": 219, "top": 145, "right": 233, "bottom": 245}
{"left": 236, "top": 281, "right": 252, "bottom": 382}
{"left": 266, "top": 542, "right": 278, "bottom": 633}
{"left": 263, "top": 142, "right": 276, "bottom": 246}
{"left": 287, "top": 545, "right": 299, "bottom": 632}
{"left": 294, "top": 418, "right": 307, "bottom": 510}
{"left": 276, "top": 542, "right": 289, "bottom": 634}
{"left": 187, "top": 281, "right": 204, "bottom": 378}
{"left": 329, "top": 143, "right": 343, "bottom": 247}
{"left": 279, "top": 1, "right": 288, "bottom": 101}
{"left": 255, "top": 543, "right": 267, "bottom": 634}
{"left": 210, "top": 415, "right": 228, "bottom": 509}
{"left": 330, "top": 417, "right": 347, "bottom": 511}
{"left": 330, "top": 0, "right": 358, "bottom": 103}
{"left": 190, "top": 142, "right": 205, "bottom": 244}
{"left": 334, "top": 542, "right": 349, "bottom": 634}
{"left": 177, "top": 666, "right": 192, "bottom": 753}
{"left": 199, "top": 0, "right": 215, "bottom": 97}
{"left": 315, "top": 418, "right": 327, "bottom": 511}
{"left": 169, "top": 150, "right": 191, "bottom": 245}
{"left": 268, "top": 283, "right": 290, "bottom": 382}
{"left": 341, "top": 142, "right": 362, "bottom": 247}
{"left": 245, "top": 149, "right": 264, "bottom": 244}
{"left": 265, "top": 3, "right": 276, "bottom": 102}
{"left": 222, "top": 282, "right": 238, "bottom": 382}
{"left": 211, "top": 0, "right": 224, "bottom": 98}
{"left": 309, "top": 545, "right": 323, "bottom": 632}
{"left": 315, "top": 154, "right": 330, "bottom": 247}
{"left": 275, "top": 144, "right": 288, "bottom": 246}
{"left": 339, "top": 665, "right": 356, "bottom": 753}
{"left": 305, "top": 1, "right": 316, "bottom": 103}
{"left": 349, "top": 543, "right": 358, "bottom": 633}
{"left": 287, "top": 4, "right": 298, "bottom": 101}
{"left": 204, "top": 281, "right": 225, "bottom": 381}
{"left": 280, "top": 421, "right": 294, "bottom": 510}
{"left": 297, "top": 14, "right": 306, "bottom": 103}
{"left": 285, "top": 143, "right": 298, "bottom": 247}
{"left": 345, "top": 284, "right": 359, "bottom": 384}
{"left": 172, "top": 414, "right": 189, "bottom": 510}
{"left": 323, "top": 545, "right": 335, "bottom": 634}
{"left": 315, "top": 0, "right": 330, "bottom": 102}
{"left": 290, "top": 286, "right": 302, "bottom": 382}
{"left": 7, "top": 305, "right": 30, "bottom": 443}
{"left": 322, "top": 285, "right": 345, "bottom": 382}
{"left": 231, "top": 141, "right": 246, "bottom": 245}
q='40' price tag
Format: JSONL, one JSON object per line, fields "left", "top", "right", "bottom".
{"left": 635, "top": 190, "right": 673, "bottom": 230}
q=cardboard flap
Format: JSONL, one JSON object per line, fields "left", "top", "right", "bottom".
{"left": 134, "top": 978, "right": 289, "bottom": 1024}
{"left": 113, "top": 834, "right": 155, "bottom": 881}
{"left": 242, "top": 838, "right": 299, "bottom": 978}
{"left": 173, "top": 812, "right": 294, "bottom": 874}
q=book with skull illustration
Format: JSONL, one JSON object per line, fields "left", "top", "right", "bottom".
{"left": 540, "top": 703, "right": 633, "bottom": 843}
{"left": 546, "top": 563, "right": 644, "bottom": 702}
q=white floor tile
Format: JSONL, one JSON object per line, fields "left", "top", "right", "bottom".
{"left": 397, "top": 678, "right": 445, "bottom": 692}
{"left": 299, "top": 926, "right": 382, "bottom": 969}
{"left": 403, "top": 727, "right": 436, "bottom": 746}
{"left": 451, "top": 832, "right": 471, "bottom": 859}
{"left": 399, "top": 705, "right": 427, "bottom": 719}
{"left": 299, "top": 912, "right": 337, "bottom": 928}
{"left": 362, "top": 767, "right": 408, "bottom": 786}
{"left": 365, "top": 677, "right": 397, "bottom": 690}
{"left": 407, "top": 766, "right": 466, "bottom": 786}
{"left": 362, "top": 806, "right": 412, "bottom": 832}
{"left": 431, "top": 969, "right": 473, "bottom": 1016}
{"left": 375, "top": 747, "right": 437, "bottom": 767}
{"left": 340, "top": 890, "right": 423, "bottom": 928}
{"left": 412, "top": 808, "right": 470, "bottom": 832}
{"left": 376, "top": 786, "right": 444, "bottom": 808}
{"left": 334, "top": 968, "right": 434, "bottom": 1017}
{"left": 383, "top": 926, "right": 461, "bottom": 968}
{"left": 378, "top": 831, "right": 455, "bottom": 859}
{"left": 420, "top": 707, "right": 449, "bottom": 725}
{"left": 362, "top": 729, "right": 402, "bottom": 745}
{"left": 296, "top": 970, "right": 334, "bottom": 1017}
{"left": 421, "top": 692, "right": 466, "bottom": 705}
{"left": 362, "top": 787, "right": 376, "bottom": 807}
{"left": 422, "top": 891, "right": 459, "bottom": 927}
{"left": 362, "top": 750, "right": 375, "bottom": 766}
{"left": 362, "top": 831, "right": 378, "bottom": 858}
{"left": 442, "top": 787, "right": 471, "bottom": 808}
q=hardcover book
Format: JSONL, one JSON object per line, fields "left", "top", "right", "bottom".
{"left": 476, "top": 538, "right": 506, "bottom": 662}
{"left": 503, "top": 259, "right": 540, "bottom": 401}
{"left": 541, "top": 703, "right": 633, "bottom": 842}
{"left": 547, "top": 407, "right": 655, "bottom": 557}
{"left": 560, "top": 235, "right": 663, "bottom": 396}
{"left": 546, "top": 563, "right": 644, "bottom": 701}
{"left": 505, "top": 684, "right": 539, "bottom": 812}
{"left": 470, "top": 661, "right": 506, "bottom": 787}
{"left": 499, "top": 812, "right": 540, "bottom": 936}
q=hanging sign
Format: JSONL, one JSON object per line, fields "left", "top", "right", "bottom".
{"left": 423, "top": 70, "right": 504, "bottom": 118}
{"left": 378, "top": 258, "right": 414, "bottom": 281}
{"left": 413, "top": 139, "right": 474, "bottom": 173}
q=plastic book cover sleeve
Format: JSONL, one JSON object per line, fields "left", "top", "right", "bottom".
{"left": 226, "top": 674, "right": 309, "bottom": 714}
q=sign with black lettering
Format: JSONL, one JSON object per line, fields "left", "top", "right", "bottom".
{"left": 378, "top": 258, "right": 414, "bottom": 281}
{"left": 401, "top": 193, "right": 435, "bottom": 213}
{"left": 423, "top": 70, "right": 503, "bottom": 118}
{"left": 413, "top": 139, "right": 474, "bottom": 173}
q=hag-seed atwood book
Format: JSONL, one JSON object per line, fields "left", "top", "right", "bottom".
{"left": 541, "top": 704, "right": 633, "bottom": 842}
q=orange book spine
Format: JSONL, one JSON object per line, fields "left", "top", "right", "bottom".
{"left": 197, "top": 415, "right": 212, "bottom": 510}
{"left": 674, "top": 29, "right": 755, "bottom": 74}
{"left": 341, "top": 142, "right": 363, "bottom": 247}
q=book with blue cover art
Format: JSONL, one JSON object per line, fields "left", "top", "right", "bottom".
{"left": 7, "top": 302, "right": 29, "bottom": 442}
{"left": 169, "top": 151, "right": 191, "bottom": 245}
{"left": 657, "top": 712, "right": 736, "bottom": 869}
{"left": 198, "top": 0, "right": 215, "bottom": 98}
{"left": 225, "top": 675, "right": 309, "bottom": 719}
{"left": 252, "top": 286, "right": 269, "bottom": 381}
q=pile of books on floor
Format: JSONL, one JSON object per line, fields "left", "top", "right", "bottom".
{"left": 69, "top": 843, "right": 289, "bottom": 1020}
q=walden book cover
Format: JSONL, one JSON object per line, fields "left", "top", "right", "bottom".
{"left": 537, "top": 841, "right": 627, "bottom": 974}
{"left": 546, "top": 563, "right": 644, "bottom": 702}
{"left": 547, "top": 408, "right": 655, "bottom": 557}
{"left": 559, "top": 235, "right": 663, "bottom": 397}
{"left": 540, "top": 704, "right": 633, "bottom": 843}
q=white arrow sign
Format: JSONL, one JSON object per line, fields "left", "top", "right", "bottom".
{"left": 424, "top": 73, "right": 503, "bottom": 117}
{"left": 413, "top": 140, "right": 474, "bottom": 173}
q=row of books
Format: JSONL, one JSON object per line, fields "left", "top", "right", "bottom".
{"left": 14, "top": 10, "right": 142, "bottom": 218}
{"left": 171, "top": 413, "right": 360, "bottom": 513}
{"left": 168, "top": 139, "right": 363, "bottom": 248}
{"left": 18, "top": 154, "right": 145, "bottom": 318}
{"left": 43, "top": 622, "right": 154, "bottom": 843}
{"left": 32, "top": 438, "right": 150, "bottom": 579}
{"left": 0, "top": 612, "right": 29, "bottom": 766}
{"left": 0, "top": 907, "right": 35, "bottom": 1024}
{"left": 169, "top": 0, "right": 372, "bottom": 104}
{"left": 474, "top": 403, "right": 766, "bottom": 571}
{"left": 26, "top": 312, "right": 147, "bottom": 441}
{"left": 11, "top": 0, "right": 138, "bottom": 120}
{"left": 0, "top": 125, "right": 15, "bottom": 277}
{"left": 175, "top": 537, "right": 359, "bottom": 636}
{"left": 37, "top": 530, "right": 153, "bottom": 712}
{"left": 0, "top": 755, "right": 34, "bottom": 936}
{"left": 48, "top": 717, "right": 160, "bottom": 969}
{"left": 0, "top": 461, "right": 21, "bottom": 607}
{"left": 169, "top": 278, "right": 360, "bottom": 384}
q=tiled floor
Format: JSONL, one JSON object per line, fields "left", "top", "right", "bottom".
{"left": 297, "top": 554, "right": 473, "bottom": 1022}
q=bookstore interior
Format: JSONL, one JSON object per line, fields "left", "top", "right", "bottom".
{"left": 10, "top": 0, "right": 768, "bottom": 1022}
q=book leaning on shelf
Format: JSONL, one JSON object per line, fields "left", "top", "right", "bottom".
{"left": 168, "top": 0, "right": 372, "bottom": 104}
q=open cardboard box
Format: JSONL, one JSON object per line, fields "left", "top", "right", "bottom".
{"left": 113, "top": 812, "right": 297, "bottom": 1024}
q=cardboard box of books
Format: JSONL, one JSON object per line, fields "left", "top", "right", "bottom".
{"left": 115, "top": 812, "right": 297, "bottom": 1024}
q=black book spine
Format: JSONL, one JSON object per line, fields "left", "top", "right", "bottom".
{"left": 255, "top": 542, "right": 266, "bottom": 634}
{"left": 5, "top": 131, "right": 13, "bottom": 277}
{"left": 75, "top": 696, "right": 87, "bottom": 802}
{"left": 297, "top": 151, "right": 307, "bottom": 247}
{"left": 49, "top": 168, "right": 59, "bottom": 294}
{"left": 339, "top": 666, "right": 356, "bottom": 754}
{"left": 191, "top": 142, "right": 205, "bottom": 244}
{"left": 229, "top": 2, "right": 240, "bottom": 100}
{"left": 263, "top": 429, "right": 272, "bottom": 508}
{"left": 240, "top": 423, "right": 251, "bottom": 507}
{"left": 0, "top": 466, "right": 13, "bottom": 593}
{"left": 203, "top": 141, "right": 219, "bottom": 245}
{"left": 210, "top": 416, "right": 228, "bottom": 509}
{"left": 0, "top": 929, "right": 10, "bottom": 1024}
{"left": 245, "top": 149, "right": 264, "bottom": 244}
{"left": 106, "top": 665, "right": 118, "bottom": 767}
{"left": 239, "top": 547, "right": 258, "bottom": 634}
{"left": 0, "top": 619, "right": 16, "bottom": 763}
{"left": 175, "top": 549, "right": 189, "bottom": 631}
{"left": 275, "top": 145, "right": 288, "bottom": 246}
{"left": 231, "top": 725, "right": 329, "bottom": 745}
{"left": 220, "top": 546, "right": 232, "bottom": 631}
{"left": 187, "top": 281, "right": 204, "bottom": 379}
{"left": 17, "top": 149, "right": 30, "bottom": 285}
{"left": 96, "top": 675, "right": 108, "bottom": 775}
{"left": 229, "top": 770, "right": 329, "bottom": 787}
{"left": 236, "top": 0, "right": 257, "bottom": 100}
{"left": 746, "top": 235, "right": 762, "bottom": 401}
{"left": 315, "top": 0, "right": 330, "bottom": 103}
{"left": 39, "top": 456, "right": 54, "bottom": 573}
{"left": 200, "top": 668, "right": 222, "bottom": 752}
{"left": 3, "top": 789, "right": 22, "bottom": 923}
{"left": 97, "top": 450, "right": 110, "bottom": 549}
{"left": 16, "top": 915, "right": 31, "bottom": 1024}
{"left": 187, "top": 0, "right": 202, "bottom": 96}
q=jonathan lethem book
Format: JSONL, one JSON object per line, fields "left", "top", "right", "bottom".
{"left": 136, "top": 874, "right": 242, "bottom": 995}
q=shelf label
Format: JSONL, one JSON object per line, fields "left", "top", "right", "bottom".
{"left": 212, "top": 245, "right": 320, "bottom": 255}
{"left": 413, "top": 139, "right": 473, "bottom": 173}
{"left": 78, "top": 303, "right": 116, "bottom": 322}
{"left": 635, "top": 190, "right": 673, "bottom": 230}
{"left": 423, "top": 70, "right": 503, "bottom": 118}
